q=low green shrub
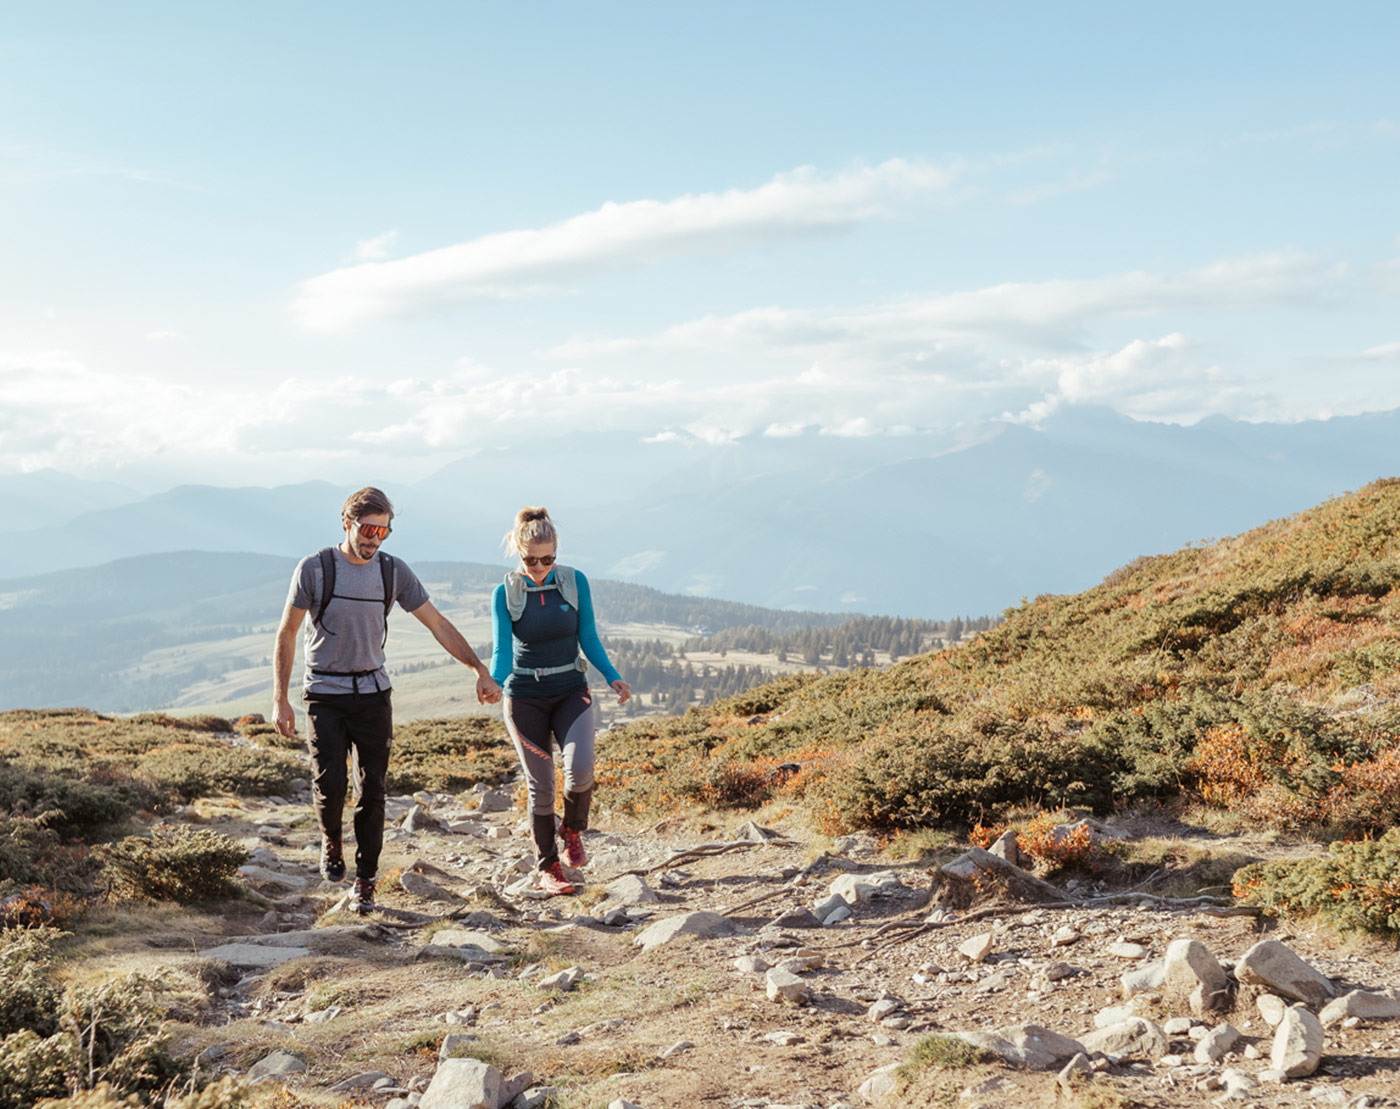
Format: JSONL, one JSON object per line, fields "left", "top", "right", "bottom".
{"left": 96, "top": 827, "right": 248, "bottom": 904}
{"left": 387, "top": 717, "right": 516, "bottom": 792}
{"left": 133, "top": 745, "right": 301, "bottom": 802}
{"left": 58, "top": 973, "right": 182, "bottom": 1100}
{"left": 1235, "top": 827, "right": 1400, "bottom": 937}
{"left": 901, "top": 1033, "right": 992, "bottom": 1073}
{"left": 0, "top": 1028, "right": 72, "bottom": 1109}
{"left": 0, "top": 763, "right": 144, "bottom": 839}
{"left": 126, "top": 713, "right": 231, "bottom": 733}
{"left": 0, "top": 927, "right": 64, "bottom": 1038}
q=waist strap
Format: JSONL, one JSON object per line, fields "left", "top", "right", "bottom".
{"left": 512, "top": 658, "right": 587, "bottom": 680}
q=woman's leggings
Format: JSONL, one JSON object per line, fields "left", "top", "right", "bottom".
{"left": 502, "top": 688, "right": 595, "bottom": 868}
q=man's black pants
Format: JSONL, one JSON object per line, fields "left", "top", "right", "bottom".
{"left": 305, "top": 689, "right": 392, "bottom": 881}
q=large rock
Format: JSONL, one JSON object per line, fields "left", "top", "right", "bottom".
{"left": 1163, "top": 938, "right": 1229, "bottom": 1014}
{"left": 1319, "top": 988, "right": 1400, "bottom": 1027}
{"left": 431, "top": 930, "right": 512, "bottom": 955}
{"left": 602, "top": 874, "right": 659, "bottom": 906}
{"left": 857, "top": 1063, "right": 900, "bottom": 1101}
{"left": 476, "top": 791, "right": 512, "bottom": 813}
{"left": 766, "top": 967, "right": 811, "bottom": 1004}
{"left": 1235, "top": 939, "right": 1335, "bottom": 1008}
{"left": 1120, "top": 959, "right": 1166, "bottom": 996}
{"left": 538, "top": 966, "right": 583, "bottom": 992}
{"left": 958, "top": 1024, "right": 1085, "bottom": 1069}
{"left": 1270, "top": 1005, "right": 1324, "bottom": 1078}
{"left": 733, "top": 820, "right": 781, "bottom": 842}
{"left": 231, "top": 925, "right": 376, "bottom": 948}
{"left": 247, "top": 1051, "right": 307, "bottom": 1084}
{"left": 199, "top": 943, "right": 311, "bottom": 969}
{"left": 238, "top": 865, "right": 309, "bottom": 892}
{"left": 941, "top": 847, "right": 1064, "bottom": 902}
{"left": 1193, "top": 1023, "right": 1241, "bottom": 1064}
{"left": 403, "top": 805, "right": 447, "bottom": 834}
{"left": 420, "top": 1057, "right": 503, "bottom": 1109}
{"left": 1079, "top": 1017, "right": 1168, "bottom": 1060}
{"left": 632, "top": 910, "right": 744, "bottom": 951}
{"left": 958, "top": 932, "right": 994, "bottom": 964}
{"left": 988, "top": 829, "right": 1021, "bottom": 866}
{"left": 401, "top": 870, "right": 461, "bottom": 902}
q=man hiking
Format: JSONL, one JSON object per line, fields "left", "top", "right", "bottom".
{"left": 272, "top": 486, "right": 500, "bottom": 914}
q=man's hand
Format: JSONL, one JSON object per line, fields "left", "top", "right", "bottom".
{"left": 476, "top": 673, "right": 502, "bottom": 705}
{"left": 611, "top": 678, "right": 632, "bottom": 704}
{"left": 273, "top": 698, "right": 298, "bottom": 739}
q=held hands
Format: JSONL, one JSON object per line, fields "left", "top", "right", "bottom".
{"left": 611, "top": 678, "right": 632, "bottom": 704}
{"left": 476, "top": 673, "right": 503, "bottom": 705}
{"left": 273, "top": 699, "right": 297, "bottom": 739}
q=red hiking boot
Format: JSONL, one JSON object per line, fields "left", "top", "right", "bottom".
{"left": 538, "top": 861, "right": 576, "bottom": 896}
{"left": 561, "top": 827, "right": 587, "bottom": 868}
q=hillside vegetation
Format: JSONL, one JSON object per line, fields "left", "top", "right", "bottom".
{"left": 596, "top": 479, "right": 1400, "bottom": 841}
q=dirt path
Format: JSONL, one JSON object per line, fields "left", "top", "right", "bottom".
{"left": 76, "top": 782, "right": 1400, "bottom": 1109}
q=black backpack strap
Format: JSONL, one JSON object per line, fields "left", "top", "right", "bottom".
{"left": 314, "top": 547, "right": 338, "bottom": 633}
{"left": 378, "top": 553, "right": 396, "bottom": 648}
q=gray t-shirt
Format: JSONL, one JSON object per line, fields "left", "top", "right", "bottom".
{"left": 287, "top": 548, "right": 430, "bottom": 695}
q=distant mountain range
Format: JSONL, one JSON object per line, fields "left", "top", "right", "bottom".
{"left": 0, "top": 552, "right": 851, "bottom": 713}
{"left": 6, "top": 406, "right": 1398, "bottom": 617}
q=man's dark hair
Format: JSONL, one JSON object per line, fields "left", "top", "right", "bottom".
{"left": 342, "top": 486, "right": 395, "bottom": 521}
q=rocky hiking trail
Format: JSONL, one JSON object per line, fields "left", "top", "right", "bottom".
{"left": 149, "top": 772, "right": 1400, "bottom": 1109}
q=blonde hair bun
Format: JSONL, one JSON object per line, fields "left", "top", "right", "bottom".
{"left": 504, "top": 506, "right": 558, "bottom": 556}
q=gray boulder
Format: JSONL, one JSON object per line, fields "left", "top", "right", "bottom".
{"left": 632, "top": 910, "right": 744, "bottom": 951}
{"left": 1319, "top": 988, "right": 1400, "bottom": 1027}
{"left": 403, "top": 805, "right": 447, "bottom": 834}
{"left": 1079, "top": 1017, "right": 1168, "bottom": 1060}
{"left": 1235, "top": 939, "right": 1335, "bottom": 1008}
{"left": 1163, "top": 938, "right": 1229, "bottom": 1014}
{"left": 401, "top": 870, "right": 461, "bottom": 902}
{"left": 421, "top": 1057, "right": 503, "bottom": 1109}
{"left": 247, "top": 1051, "right": 307, "bottom": 1084}
{"left": 1270, "top": 1004, "right": 1324, "bottom": 1078}
{"left": 1193, "top": 1023, "right": 1241, "bottom": 1064}
{"left": 958, "top": 1024, "right": 1085, "bottom": 1069}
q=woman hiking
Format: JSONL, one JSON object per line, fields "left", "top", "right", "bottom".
{"left": 490, "top": 507, "right": 631, "bottom": 894}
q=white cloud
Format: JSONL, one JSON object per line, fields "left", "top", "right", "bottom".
{"left": 550, "top": 250, "right": 1340, "bottom": 361}
{"left": 353, "top": 230, "right": 398, "bottom": 262}
{"left": 1359, "top": 341, "right": 1400, "bottom": 360}
{"left": 1006, "top": 169, "right": 1114, "bottom": 206}
{"left": 144, "top": 330, "right": 179, "bottom": 341}
{"left": 608, "top": 550, "right": 666, "bottom": 577}
{"left": 290, "top": 159, "right": 959, "bottom": 330}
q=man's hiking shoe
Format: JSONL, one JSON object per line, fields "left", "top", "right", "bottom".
{"left": 561, "top": 827, "right": 587, "bottom": 868}
{"left": 320, "top": 836, "right": 346, "bottom": 882}
{"left": 538, "top": 862, "right": 576, "bottom": 896}
{"left": 349, "top": 877, "right": 376, "bottom": 915}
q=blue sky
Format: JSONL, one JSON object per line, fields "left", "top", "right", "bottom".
{"left": 2, "top": 2, "right": 1398, "bottom": 489}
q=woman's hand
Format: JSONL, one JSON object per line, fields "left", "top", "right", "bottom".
{"left": 610, "top": 679, "right": 631, "bottom": 704}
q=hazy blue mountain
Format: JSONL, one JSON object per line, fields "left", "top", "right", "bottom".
{"left": 7, "top": 408, "right": 1397, "bottom": 617}
{"left": 0, "top": 551, "right": 851, "bottom": 712}
{"left": 6, "top": 480, "right": 341, "bottom": 581}
{"left": 0, "top": 469, "right": 143, "bottom": 530}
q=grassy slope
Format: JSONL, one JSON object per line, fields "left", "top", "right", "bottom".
{"left": 595, "top": 479, "right": 1400, "bottom": 834}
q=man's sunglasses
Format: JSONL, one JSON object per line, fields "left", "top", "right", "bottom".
{"left": 352, "top": 521, "right": 393, "bottom": 541}
{"left": 521, "top": 554, "right": 556, "bottom": 566}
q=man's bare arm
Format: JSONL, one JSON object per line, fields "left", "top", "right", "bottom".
{"left": 410, "top": 600, "right": 501, "bottom": 703}
{"left": 272, "top": 602, "right": 307, "bottom": 737}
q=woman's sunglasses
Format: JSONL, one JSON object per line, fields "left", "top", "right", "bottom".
{"left": 521, "top": 554, "right": 556, "bottom": 566}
